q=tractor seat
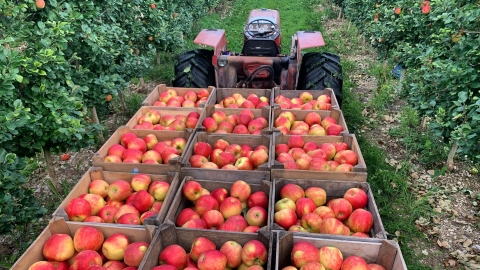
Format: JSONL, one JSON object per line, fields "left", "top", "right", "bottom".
{"left": 241, "top": 39, "right": 279, "bottom": 57}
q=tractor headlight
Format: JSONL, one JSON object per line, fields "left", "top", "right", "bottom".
{"left": 218, "top": 55, "right": 228, "bottom": 67}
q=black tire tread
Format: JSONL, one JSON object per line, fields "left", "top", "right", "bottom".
{"left": 173, "top": 49, "right": 215, "bottom": 88}
{"left": 297, "top": 52, "right": 343, "bottom": 106}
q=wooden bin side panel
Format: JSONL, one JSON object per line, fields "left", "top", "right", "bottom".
{"left": 142, "top": 84, "right": 215, "bottom": 107}
{"left": 272, "top": 88, "right": 339, "bottom": 109}
{"left": 165, "top": 176, "right": 272, "bottom": 231}
{"left": 270, "top": 179, "right": 386, "bottom": 240}
{"left": 53, "top": 168, "right": 179, "bottom": 225}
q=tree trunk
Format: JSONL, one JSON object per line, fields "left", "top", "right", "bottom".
{"left": 118, "top": 91, "right": 128, "bottom": 112}
{"left": 156, "top": 50, "right": 161, "bottom": 66}
{"left": 90, "top": 106, "right": 104, "bottom": 142}
{"left": 446, "top": 141, "right": 458, "bottom": 171}
{"left": 421, "top": 116, "right": 427, "bottom": 129}
{"left": 139, "top": 77, "right": 145, "bottom": 92}
{"left": 43, "top": 146, "right": 62, "bottom": 194}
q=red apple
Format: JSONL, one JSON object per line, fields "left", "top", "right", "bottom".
{"left": 124, "top": 242, "right": 149, "bottom": 267}
{"left": 200, "top": 162, "right": 219, "bottom": 169}
{"left": 326, "top": 124, "right": 343, "bottom": 136}
{"left": 182, "top": 180, "right": 203, "bottom": 201}
{"left": 71, "top": 250, "right": 102, "bottom": 270}
{"left": 219, "top": 196, "right": 243, "bottom": 219}
{"left": 314, "top": 206, "right": 335, "bottom": 220}
{"left": 327, "top": 198, "right": 353, "bottom": 221}
{"left": 159, "top": 244, "right": 187, "bottom": 269}
{"left": 73, "top": 226, "right": 104, "bottom": 252}
{"left": 195, "top": 195, "right": 219, "bottom": 216}
{"left": 320, "top": 217, "right": 347, "bottom": 235}
{"left": 346, "top": 208, "right": 373, "bottom": 233}
{"left": 308, "top": 158, "right": 329, "bottom": 171}
{"left": 274, "top": 198, "right": 296, "bottom": 212}
{"left": 319, "top": 143, "right": 337, "bottom": 160}
{"left": 232, "top": 124, "right": 249, "bottom": 134}
{"left": 290, "top": 241, "right": 320, "bottom": 268}
{"left": 250, "top": 149, "right": 269, "bottom": 168}
{"left": 148, "top": 180, "right": 170, "bottom": 201}
{"left": 247, "top": 191, "right": 268, "bottom": 209}
{"left": 216, "top": 151, "right": 236, "bottom": 168}
{"left": 282, "top": 160, "right": 298, "bottom": 170}
{"left": 319, "top": 246, "right": 343, "bottom": 270}
{"left": 122, "top": 148, "right": 143, "bottom": 162}
{"left": 335, "top": 163, "right": 354, "bottom": 172}
{"left": 98, "top": 206, "right": 117, "bottom": 223}
{"left": 280, "top": 183, "right": 305, "bottom": 203}
{"left": 220, "top": 241, "right": 243, "bottom": 269}
{"left": 301, "top": 212, "right": 323, "bottom": 233}
{"left": 132, "top": 190, "right": 155, "bottom": 213}
{"left": 274, "top": 208, "right": 297, "bottom": 230}
{"left": 107, "top": 180, "right": 133, "bottom": 202}
{"left": 305, "top": 187, "right": 327, "bottom": 207}
{"left": 234, "top": 157, "right": 254, "bottom": 170}
{"left": 334, "top": 150, "right": 358, "bottom": 166}
{"left": 287, "top": 136, "right": 305, "bottom": 149}
{"left": 213, "top": 139, "right": 229, "bottom": 151}
{"left": 243, "top": 226, "right": 260, "bottom": 233}
{"left": 43, "top": 234, "right": 75, "bottom": 261}
{"left": 201, "top": 209, "right": 224, "bottom": 229}
{"left": 368, "top": 264, "right": 387, "bottom": 270}
{"left": 320, "top": 116, "right": 337, "bottom": 129}
{"left": 176, "top": 208, "right": 201, "bottom": 226}
{"left": 211, "top": 187, "right": 229, "bottom": 204}
{"left": 230, "top": 180, "right": 252, "bottom": 202}
{"left": 342, "top": 256, "right": 368, "bottom": 270}
{"left": 189, "top": 155, "right": 208, "bottom": 168}
{"left": 130, "top": 174, "right": 152, "bottom": 192}
{"left": 120, "top": 132, "right": 137, "bottom": 147}
{"left": 245, "top": 206, "right": 267, "bottom": 227}
{"left": 194, "top": 142, "right": 213, "bottom": 158}
{"left": 296, "top": 154, "right": 312, "bottom": 170}
{"left": 114, "top": 204, "right": 140, "bottom": 223}
{"left": 182, "top": 218, "right": 207, "bottom": 229}
{"left": 189, "top": 237, "right": 216, "bottom": 262}
{"left": 65, "top": 198, "right": 92, "bottom": 222}
{"left": 241, "top": 240, "right": 267, "bottom": 266}
{"left": 197, "top": 250, "right": 227, "bottom": 270}
{"left": 295, "top": 198, "right": 316, "bottom": 218}
{"left": 107, "top": 144, "right": 126, "bottom": 159}
{"left": 344, "top": 188, "right": 368, "bottom": 210}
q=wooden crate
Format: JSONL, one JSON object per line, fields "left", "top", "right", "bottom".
{"left": 196, "top": 105, "right": 272, "bottom": 134}
{"left": 270, "top": 178, "right": 386, "bottom": 240}
{"left": 165, "top": 175, "right": 272, "bottom": 231}
{"left": 125, "top": 106, "right": 204, "bottom": 131}
{"left": 11, "top": 217, "right": 156, "bottom": 270}
{"left": 207, "top": 87, "right": 274, "bottom": 107}
{"left": 142, "top": 84, "right": 215, "bottom": 108}
{"left": 276, "top": 231, "right": 407, "bottom": 270}
{"left": 273, "top": 88, "right": 340, "bottom": 109}
{"left": 92, "top": 126, "right": 194, "bottom": 173}
{"left": 139, "top": 223, "right": 273, "bottom": 270}
{"left": 271, "top": 106, "right": 349, "bottom": 135}
{"left": 271, "top": 132, "right": 367, "bottom": 182}
{"left": 52, "top": 167, "right": 179, "bottom": 226}
{"left": 181, "top": 132, "right": 273, "bottom": 173}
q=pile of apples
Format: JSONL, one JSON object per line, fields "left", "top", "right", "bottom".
{"left": 103, "top": 132, "right": 188, "bottom": 164}
{"left": 176, "top": 180, "right": 269, "bottom": 232}
{"left": 155, "top": 237, "right": 268, "bottom": 270}
{"left": 274, "top": 110, "right": 343, "bottom": 136}
{"left": 189, "top": 140, "right": 269, "bottom": 170}
{"left": 274, "top": 91, "right": 333, "bottom": 110}
{"left": 275, "top": 136, "right": 358, "bottom": 172}
{"left": 152, "top": 88, "right": 210, "bottom": 108}
{"left": 132, "top": 110, "right": 200, "bottom": 131}
{"left": 214, "top": 92, "right": 270, "bottom": 109}
{"left": 28, "top": 226, "right": 148, "bottom": 269}
{"left": 274, "top": 183, "right": 374, "bottom": 237}
{"left": 202, "top": 109, "right": 268, "bottom": 134}
{"left": 64, "top": 174, "right": 170, "bottom": 225}
{"left": 284, "top": 241, "right": 386, "bottom": 270}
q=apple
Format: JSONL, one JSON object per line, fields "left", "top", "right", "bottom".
{"left": 327, "top": 198, "right": 353, "bottom": 221}
{"left": 299, "top": 91, "right": 313, "bottom": 104}
{"left": 288, "top": 136, "right": 305, "bottom": 149}
{"left": 247, "top": 191, "right": 268, "bottom": 209}
{"left": 296, "top": 154, "right": 312, "bottom": 170}
{"left": 344, "top": 188, "right": 368, "bottom": 209}
{"left": 274, "top": 198, "right": 296, "bottom": 212}
{"left": 300, "top": 213, "right": 323, "bottom": 233}
{"left": 104, "top": 155, "right": 122, "bottom": 163}
{"left": 320, "top": 116, "right": 337, "bottom": 129}
{"left": 190, "top": 237, "right": 217, "bottom": 262}
{"left": 326, "top": 124, "right": 343, "bottom": 136}
{"left": 314, "top": 206, "right": 335, "bottom": 220}
{"left": 71, "top": 250, "right": 102, "bottom": 270}
{"left": 368, "top": 264, "right": 387, "bottom": 270}
{"left": 305, "top": 187, "right": 327, "bottom": 207}
{"left": 202, "top": 117, "right": 218, "bottom": 132}
{"left": 274, "top": 116, "right": 291, "bottom": 130}
{"left": 105, "top": 197, "right": 124, "bottom": 209}
{"left": 108, "top": 180, "right": 133, "bottom": 201}
{"left": 241, "top": 240, "right": 267, "bottom": 266}
{"left": 123, "top": 242, "right": 149, "bottom": 267}
{"left": 245, "top": 206, "right": 267, "bottom": 227}
{"left": 189, "top": 155, "right": 208, "bottom": 168}
{"left": 295, "top": 198, "right": 316, "bottom": 218}
{"left": 140, "top": 211, "right": 157, "bottom": 224}
{"left": 147, "top": 181, "right": 170, "bottom": 201}
{"left": 120, "top": 132, "right": 137, "bottom": 147}
{"left": 150, "top": 201, "right": 163, "bottom": 212}
{"left": 216, "top": 151, "right": 236, "bottom": 168}
{"left": 291, "top": 241, "right": 320, "bottom": 268}
{"left": 277, "top": 152, "right": 294, "bottom": 164}
{"left": 73, "top": 226, "right": 104, "bottom": 252}
{"left": 195, "top": 195, "right": 219, "bottom": 216}
{"left": 176, "top": 208, "right": 200, "bottom": 226}
{"left": 335, "top": 163, "right": 354, "bottom": 172}
{"left": 318, "top": 246, "right": 343, "bottom": 270}
{"left": 114, "top": 204, "right": 140, "bottom": 223}
{"left": 117, "top": 213, "right": 141, "bottom": 225}
{"left": 132, "top": 190, "right": 155, "bottom": 213}
{"left": 152, "top": 265, "right": 178, "bottom": 270}
{"left": 160, "top": 146, "right": 180, "bottom": 162}
{"left": 232, "top": 124, "right": 249, "bottom": 134}
{"left": 80, "top": 193, "right": 106, "bottom": 216}
{"left": 201, "top": 210, "right": 224, "bottom": 229}
{"left": 346, "top": 208, "right": 373, "bottom": 233}
{"left": 212, "top": 111, "right": 227, "bottom": 124}
{"left": 107, "top": 144, "right": 126, "bottom": 159}
{"left": 280, "top": 183, "right": 305, "bottom": 203}
{"left": 28, "top": 261, "right": 56, "bottom": 270}
{"left": 171, "top": 137, "right": 187, "bottom": 154}
{"left": 182, "top": 180, "right": 203, "bottom": 201}
{"left": 291, "top": 121, "right": 309, "bottom": 131}
{"left": 219, "top": 196, "right": 243, "bottom": 219}
{"left": 42, "top": 234, "right": 75, "bottom": 261}
{"left": 194, "top": 142, "right": 213, "bottom": 158}
{"left": 230, "top": 180, "right": 252, "bottom": 202}
{"left": 130, "top": 174, "right": 151, "bottom": 192}
{"left": 83, "top": 216, "right": 104, "bottom": 223}
{"left": 342, "top": 256, "right": 368, "bottom": 270}
{"left": 319, "top": 217, "right": 346, "bottom": 235}
{"left": 159, "top": 244, "right": 187, "bottom": 269}
{"left": 122, "top": 148, "right": 143, "bottom": 162}
{"left": 283, "top": 160, "right": 299, "bottom": 170}
{"left": 235, "top": 157, "right": 254, "bottom": 170}
{"left": 197, "top": 250, "right": 227, "bottom": 270}
{"left": 211, "top": 187, "right": 229, "bottom": 204}
{"left": 201, "top": 162, "right": 219, "bottom": 169}
{"left": 98, "top": 206, "right": 117, "bottom": 223}
{"left": 274, "top": 208, "right": 297, "bottom": 230}
{"left": 197, "top": 89, "right": 210, "bottom": 99}
{"left": 186, "top": 117, "right": 199, "bottom": 129}
{"left": 308, "top": 158, "right": 329, "bottom": 171}
{"left": 65, "top": 198, "right": 92, "bottom": 222}
{"left": 220, "top": 241, "right": 243, "bottom": 268}
{"left": 308, "top": 125, "right": 326, "bottom": 135}
{"left": 102, "top": 261, "right": 127, "bottom": 269}
{"left": 334, "top": 150, "right": 358, "bottom": 166}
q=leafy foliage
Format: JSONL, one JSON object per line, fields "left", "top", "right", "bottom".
{"left": 0, "top": 149, "right": 46, "bottom": 235}
{"left": 341, "top": 0, "right": 480, "bottom": 162}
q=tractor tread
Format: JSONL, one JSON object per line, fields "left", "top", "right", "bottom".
{"left": 173, "top": 49, "right": 215, "bottom": 88}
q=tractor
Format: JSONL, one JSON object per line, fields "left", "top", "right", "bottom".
{"left": 172, "top": 8, "right": 343, "bottom": 105}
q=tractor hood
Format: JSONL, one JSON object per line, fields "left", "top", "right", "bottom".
{"left": 247, "top": 9, "right": 280, "bottom": 25}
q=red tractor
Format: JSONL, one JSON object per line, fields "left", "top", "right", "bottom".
{"left": 172, "top": 8, "right": 343, "bottom": 105}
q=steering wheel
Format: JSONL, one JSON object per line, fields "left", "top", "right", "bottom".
{"left": 245, "top": 19, "right": 278, "bottom": 38}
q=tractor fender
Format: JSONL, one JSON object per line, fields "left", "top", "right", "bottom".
{"left": 296, "top": 31, "right": 325, "bottom": 63}
{"left": 194, "top": 29, "right": 227, "bottom": 68}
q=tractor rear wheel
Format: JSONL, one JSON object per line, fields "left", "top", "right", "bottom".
{"left": 297, "top": 52, "right": 343, "bottom": 106}
{"left": 172, "top": 49, "right": 215, "bottom": 88}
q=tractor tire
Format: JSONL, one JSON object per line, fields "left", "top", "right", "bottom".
{"left": 297, "top": 52, "right": 343, "bottom": 106}
{"left": 173, "top": 49, "right": 215, "bottom": 88}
